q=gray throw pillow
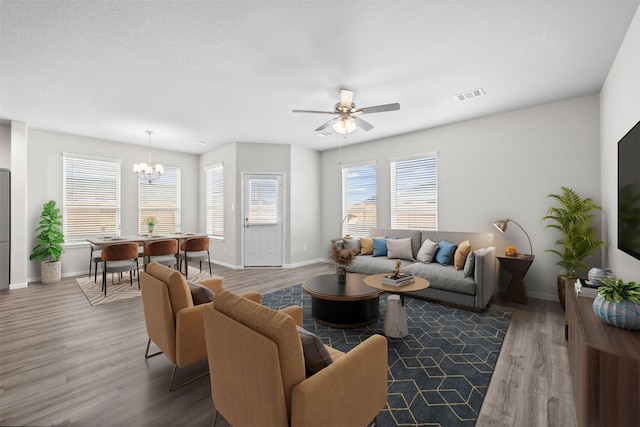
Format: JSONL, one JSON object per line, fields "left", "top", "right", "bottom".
{"left": 463, "top": 251, "right": 476, "bottom": 278}
{"left": 343, "top": 238, "right": 361, "bottom": 254}
{"left": 187, "top": 280, "right": 215, "bottom": 305}
{"left": 417, "top": 238, "right": 439, "bottom": 263}
{"left": 386, "top": 238, "right": 414, "bottom": 261}
{"left": 296, "top": 325, "right": 333, "bottom": 376}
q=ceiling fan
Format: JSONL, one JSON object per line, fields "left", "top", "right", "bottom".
{"left": 293, "top": 89, "right": 400, "bottom": 135}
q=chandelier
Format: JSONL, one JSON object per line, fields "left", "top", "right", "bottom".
{"left": 133, "top": 130, "right": 164, "bottom": 183}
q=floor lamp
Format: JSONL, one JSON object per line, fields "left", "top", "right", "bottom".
{"left": 493, "top": 218, "right": 533, "bottom": 258}
{"left": 340, "top": 214, "right": 359, "bottom": 239}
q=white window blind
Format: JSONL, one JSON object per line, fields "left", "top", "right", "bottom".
{"left": 391, "top": 154, "right": 437, "bottom": 229}
{"left": 249, "top": 178, "right": 279, "bottom": 224}
{"left": 138, "top": 166, "right": 181, "bottom": 234}
{"left": 63, "top": 154, "right": 121, "bottom": 242}
{"left": 342, "top": 163, "right": 377, "bottom": 237}
{"left": 248, "top": 178, "right": 279, "bottom": 224}
{"left": 206, "top": 164, "right": 224, "bottom": 239}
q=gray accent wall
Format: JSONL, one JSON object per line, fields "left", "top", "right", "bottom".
{"left": 320, "top": 94, "right": 602, "bottom": 301}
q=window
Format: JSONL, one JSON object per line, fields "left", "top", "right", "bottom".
{"left": 342, "top": 162, "right": 377, "bottom": 237}
{"left": 248, "top": 177, "right": 279, "bottom": 224}
{"left": 206, "top": 163, "right": 224, "bottom": 239}
{"left": 391, "top": 154, "right": 437, "bottom": 229}
{"left": 138, "top": 166, "right": 181, "bottom": 234}
{"left": 63, "top": 153, "right": 121, "bottom": 242}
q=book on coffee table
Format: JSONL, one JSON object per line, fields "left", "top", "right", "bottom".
{"left": 382, "top": 273, "right": 415, "bottom": 287}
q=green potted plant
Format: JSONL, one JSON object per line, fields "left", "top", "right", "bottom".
{"left": 593, "top": 278, "right": 640, "bottom": 330}
{"left": 30, "top": 200, "right": 65, "bottom": 284}
{"left": 541, "top": 186, "right": 603, "bottom": 309}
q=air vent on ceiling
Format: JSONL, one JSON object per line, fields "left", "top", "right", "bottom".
{"left": 455, "top": 88, "right": 485, "bottom": 101}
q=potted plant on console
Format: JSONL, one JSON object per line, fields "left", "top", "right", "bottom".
{"left": 541, "top": 186, "right": 603, "bottom": 310}
{"left": 592, "top": 278, "right": 640, "bottom": 330}
{"left": 30, "top": 200, "right": 65, "bottom": 284}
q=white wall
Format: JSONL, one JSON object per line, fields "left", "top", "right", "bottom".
{"left": 321, "top": 95, "right": 601, "bottom": 301}
{"left": 600, "top": 6, "right": 640, "bottom": 282}
{"left": 290, "top": 144, "right": 323, "bottom": 265}
{"left": 25, "top": 129, "right": 199, "bottom": 280}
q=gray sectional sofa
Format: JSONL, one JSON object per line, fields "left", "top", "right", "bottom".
{"left": 340, "top": 228, "right": 497, "bottom": 311}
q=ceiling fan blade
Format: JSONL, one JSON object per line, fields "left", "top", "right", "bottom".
{"left": 339, "top": 89, "right": 354, "bottom": 109}
{"left": 315, "top": 117, "right": 338, "bottom": 132}
{"left": 354, "top": 116, "right": 374, "bottom": 131}
{"left": 292, "top": 109, "right": 337, "bottom": 114}
{"left": 355, "top": 103, "right": 400, "bottom": 114}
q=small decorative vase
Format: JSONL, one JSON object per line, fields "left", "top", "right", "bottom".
{"left": 588, "top": 267, "right": 616, "bottom": 287}
{"left": 147, "top": 224, "right": 154, "bottom": 234}
{"left": 337, "top": 266, "right": 346, "bottom": 284}
{"left": 592, "top": 295, "right": 640, "bottom": 330}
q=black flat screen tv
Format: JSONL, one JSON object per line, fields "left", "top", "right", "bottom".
{"left": 618, "top": 119, "right": 640, "bottom": 261}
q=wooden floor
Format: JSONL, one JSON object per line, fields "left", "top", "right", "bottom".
{"left": 0, "top": 263, "right": 577, "bottom": 427}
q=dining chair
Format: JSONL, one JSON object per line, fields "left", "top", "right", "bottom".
{"left": 101, "top": 242, "right": 140, "bottom": 297}
{"left": 89, "top": 243, "right": 103, "bottom": 283}
{"left": 144, "top": 239, "right": 179, "bottom": 270}
{"left": 178, "top": 237, "right": 212, "bottom": 279}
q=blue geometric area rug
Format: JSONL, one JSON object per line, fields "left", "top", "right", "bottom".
{"left": 262, "top": 285, "right": 512, "bottom": 427}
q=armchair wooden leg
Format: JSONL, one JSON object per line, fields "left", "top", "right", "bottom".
{"left": 211, "top": 408, "right": 219, "bottom": 427}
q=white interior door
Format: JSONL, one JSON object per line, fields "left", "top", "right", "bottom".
{"left": 243, "top": 174, "right": 283, "bottom": 267}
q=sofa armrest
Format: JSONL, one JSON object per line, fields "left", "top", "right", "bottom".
{"left": 291, "top": 334, "right": 388, "bottom": 427}
{"left": 240, "top": 291, "right": 261, "bottom": 304}
{"left": 279, "top": 305, "right": 303, "bottom": 327}
{"left": 175, "top": 304, "right": 208, "bottom": 367}
{"left": 199, "top": 278, "right": 223, "bottom": 292}
{"left": 474, "top": 246, "right": 497, "bottom": 309}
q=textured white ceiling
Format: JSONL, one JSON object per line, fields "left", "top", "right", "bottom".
{"left": 1, "top": 1, "right": 639, "bottom": 154}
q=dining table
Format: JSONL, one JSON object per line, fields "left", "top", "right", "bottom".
{"left": 87, "top": 232, "right": 208, "bottom": 247}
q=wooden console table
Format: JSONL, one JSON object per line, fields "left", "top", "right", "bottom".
{"left": 565, "top": 282, "right": 640, "bottom": 426}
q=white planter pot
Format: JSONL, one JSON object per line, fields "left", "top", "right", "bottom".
{"left": 41, "top": 260, "right": 61, "bottom": 284}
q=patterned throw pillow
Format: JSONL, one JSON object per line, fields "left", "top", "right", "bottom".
{"left": 187, "top": 280, "right": 215, "bottom": 305}
{"left": 297, "top": 326, "right": 333, "bottom": 376}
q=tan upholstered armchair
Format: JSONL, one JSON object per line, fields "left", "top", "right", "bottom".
{"left": 203, "top": 288, "right": 388, "bottom": 427}
{"left": 140, "top": 262, "right": 259, "bottom": 391}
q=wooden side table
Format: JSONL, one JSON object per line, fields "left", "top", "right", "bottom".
{"left": 497, "top": 254, "right": 534, "bottom": 304}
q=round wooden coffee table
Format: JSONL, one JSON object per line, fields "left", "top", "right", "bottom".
{"left": 302, "top": 273, "right": 383, "bottom": 328}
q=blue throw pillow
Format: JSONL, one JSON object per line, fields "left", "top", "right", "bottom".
{"left": 434, "top": 240, "right": 457, "bottom": 265}
{"left": 372, "top": 237, "right": 388, "bottom": 257}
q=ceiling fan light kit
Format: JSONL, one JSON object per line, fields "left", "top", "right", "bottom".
{"left": 294, "top": 89, "right": 400, "bottom": 136}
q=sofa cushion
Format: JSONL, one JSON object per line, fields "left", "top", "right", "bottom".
{"left": 343, "top": 238, "right": 361, "bottom": 254}
{"left": 417, "top": 238, "right": 439, "bottom": 263}
{"left": 372, "top": 237, "right": 388, "bottom": 257}
{"left": 347, "top": 255, "right": 413, "bottom": 275}
{"left": 434, "top": 240, "right": 457, "bottom": 265}
{"left": 296, "top": 326, "right": 333, "bottom": 376}
{"left": 402, "top": 262, "right": 476, "bottom": 295}
{"left": 386, "top": 238, "right": 414, "bottom": 261}
{"left": 463, "top": 251, "right": 476, "bottom": 278}
{"left": 360, "top": 237, "right": 374, "bottom": 255}
{"left": 187, "top": 280, "right": 215, "bottom": 305}
{"left": 454, "top": 240, "right": 471, "bottom": 270}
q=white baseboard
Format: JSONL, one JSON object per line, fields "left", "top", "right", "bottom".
{"left": 9, "top": 282, "right": 28, "bottom": 290}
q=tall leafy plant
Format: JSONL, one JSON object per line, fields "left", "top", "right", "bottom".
{"left": 30, "top": 200, "right": 65, "bottom": 262}
{"left": 541, "top": 186, "right": 603, "bottom": 278}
